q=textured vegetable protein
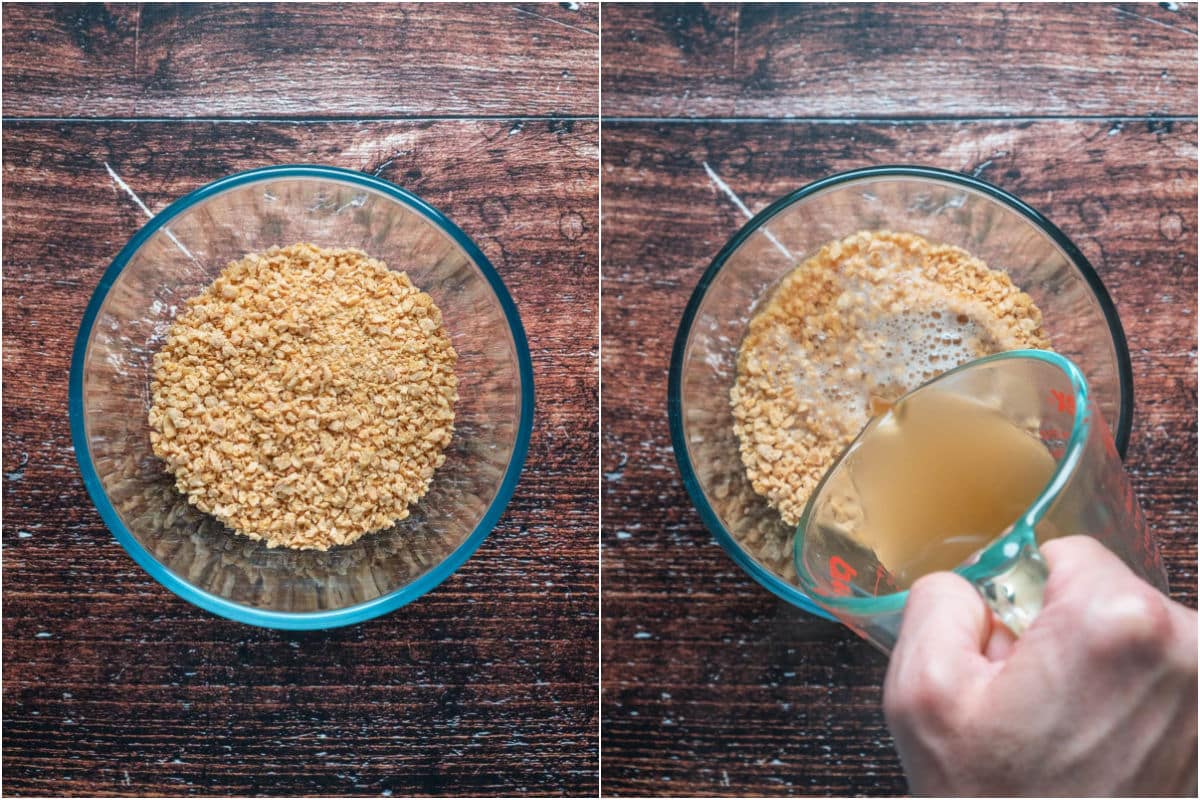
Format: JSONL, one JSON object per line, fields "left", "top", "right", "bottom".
{"left": 730, "top": 230, "right": 1051, "bottom": 574}
{"left": 149, "top": 243, "right": 458, "bottom": 551}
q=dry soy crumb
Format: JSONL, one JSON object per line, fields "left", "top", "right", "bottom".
{"left": 148, "top": 243, "right": 458, "bottom": 551}
{"left": 730, "top": 230, "right": 1050, "bottom": 573}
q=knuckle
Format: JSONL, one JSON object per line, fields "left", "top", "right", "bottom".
{"left": 1083, "top": 582, "right": 1173, "bottom": 660}
{"left": 882, "top": 683, "right": 921, "bottom": 729}
{"left": 910, "top": 571, "right": 966, "bottom": 595}
{"left": 1041, "top": 533, "right": 1106, "bottom": 564}
{"left": 907, "top": 571, "right": 970, "bottom": 608}
{"left": 884, "top": 660, "right": 959, "bottom": 729}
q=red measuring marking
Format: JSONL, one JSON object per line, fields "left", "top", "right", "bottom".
{"left": 829, "top": 555, "right": 858, "bottom": 596}
{"left": 872, "top": 564, "right": 888, "bottom": 595}
{"left": 1050, "top": 389, "right": 1075, "bottom": 415}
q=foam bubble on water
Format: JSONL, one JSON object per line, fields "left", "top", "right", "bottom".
{"left": 785, "top": 296, "right": 992, "bottom": 443}
{"left": 864, "top": 309, "right": 983, "bottom": 393}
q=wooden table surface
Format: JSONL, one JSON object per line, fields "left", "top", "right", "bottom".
{"left": 600, "top": 4, "right": 1197, "bottom": 796}
{"left": 3, "top": 4, "right": 598, "bottom": 796}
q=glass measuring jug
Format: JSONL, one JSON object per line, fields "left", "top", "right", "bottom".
{"left": 793, "top": 349, "right": 1167, "bottom": 653}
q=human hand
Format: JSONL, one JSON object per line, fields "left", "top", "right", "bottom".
{"left": 883, "top": 535, "right": 1197, "bottom": 796}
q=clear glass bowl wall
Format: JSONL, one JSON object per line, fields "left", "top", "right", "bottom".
{"left": 71, "top": 168, "right": 532, "bottom": 627}
{"left": 669, "top": 168, "right": 1131, "bottom": 615}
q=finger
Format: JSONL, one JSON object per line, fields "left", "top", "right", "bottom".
{"left": 1040, "top": 534, "right": 1135, "bottom": 599}
{"left": 1035, "top": 534, "right": 1178, "bottom": 668}
{"left": 1039, "top": 535, "right": 1169, "bottom": 623}
{"left": 887, "top": 572, "right": 992, "bottom": 701}
{"left": 1167, "top": 602, "right": 1198, "bottom": 655}
{"left": 983, "top": 617, "right": 1016, "bottom": 661}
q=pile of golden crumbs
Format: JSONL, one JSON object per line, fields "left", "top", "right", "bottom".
{"left": 730, "top": 230, "right": 1050, "bottom": 574}
{"left": 148, "top": 243, "right": 458, "bottom": 551}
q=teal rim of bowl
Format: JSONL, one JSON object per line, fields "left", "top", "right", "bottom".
{"left": 793, "top": 349, "right": 1089, "bottom": 617}
{"left": 69, "top": 164, "right": 535, "bottom": 630}
{"left": 667, "top": 165, "right": 1132, "bottom": 621}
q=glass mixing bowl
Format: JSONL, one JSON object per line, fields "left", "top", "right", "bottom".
{"left": 667, "top": 165, "right": 1132, "bottom": 619}
{"left": 70, "top": 165, "right": 534, "bottom": 629}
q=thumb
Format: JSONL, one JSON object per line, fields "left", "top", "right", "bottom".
{"left": 885, "top": 572, "right": 994, "bottom": 724}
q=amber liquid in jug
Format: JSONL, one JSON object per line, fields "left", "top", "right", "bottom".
{"left": 827, "top": 389, "right": 1057, "bottom": 589}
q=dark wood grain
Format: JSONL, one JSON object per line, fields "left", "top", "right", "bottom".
{"left": 3, "top": 118, "right": 598, "bottom": 796}
{"left": 5, "top": 5, "right": 599, "bottom": 794}
{"left": 3, "top": 3, "right": 598, "bottom": 119}
{"left": 602, "top": 3, "right": 1198, "bottom": 119}
{"left": 600, "top": 119, "right": 1197, "bottom": 795}
{"left": 601, "top": 5, "right": 1197, "bottom": 794}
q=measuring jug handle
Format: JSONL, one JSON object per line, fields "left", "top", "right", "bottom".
{"left": 973, "top": 538, "right": 1049, "bottom": 637}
